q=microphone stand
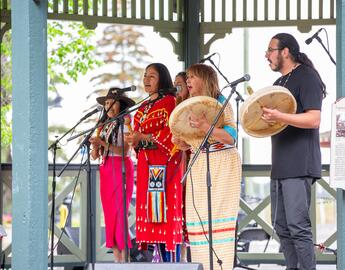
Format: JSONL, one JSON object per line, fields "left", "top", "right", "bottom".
{"left": 49, "top": 141, "right": 57, "bottom": 270}
{"left": 314, "top": 36, "right": 336, "bottom": 65}
{"left": 66, "top": 94, "right": 159, "bottom": 145}
{"left": 63, "top": 93, "right": 163, "bottom": 264}
{"left": 60, "top": 96, "right": 150, "bottom": 177}
{"left": 208, "top": 58, "right": 245, "bottom": 103}
{"left": 56, "top": 105, "right": 118, "bottom": 270}
{"left": 205, "top": 59, "right": 255, "bottom": 270}
{"left": 235, "top": 96, "right": 241, "bottom": 148}
{"left": 57, "top": 124, "right": 98, "bottom": 270}
{"left": 94, "top": 103, "right": 133, "bottom": 264}
{"left": 206, "top": 58, "right": 244, "bottom": 143}
{"left": 181, "top": 84, "right": 242, "bottom": 270}
{"left": 48, "top": 117, "right": 88, "bottom": 270}
{"left": 58, "top": 104, "right": 124, "bottom": 268}
{"left": 118, "top": 116, "right": 130, "bottom": 262}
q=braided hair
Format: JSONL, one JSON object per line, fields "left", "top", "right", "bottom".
{"left": 273, "top": 33, "right": 327, "bottom": 98}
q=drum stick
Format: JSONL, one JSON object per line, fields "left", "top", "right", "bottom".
{"left": 247, "top": 86, "right": 266, "bottom": 109}
{"left": 124, "top": 116, "right": 134, "bottom": 147}
{"left": 246, "top": 86, "right": 254, "bottom": 95}
{"left": 124, "top": 116, "right": 133, "bottom": 134}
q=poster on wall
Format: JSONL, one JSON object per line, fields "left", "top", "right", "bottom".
{"left": 330, "top": 97, "right": 345, "bottom": 190}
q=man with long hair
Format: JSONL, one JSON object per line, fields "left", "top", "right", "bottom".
{"left": 263, "top": 33, "right": 326, "bottom": 270}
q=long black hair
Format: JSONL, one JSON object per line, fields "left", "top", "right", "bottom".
{"left": 273, "top": 33, "right": 327, "bottom": 98}
{"left": 146, "top": 63, "right": 175, "bottom": 96}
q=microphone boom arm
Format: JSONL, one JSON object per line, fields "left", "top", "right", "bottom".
{"left": 207, "top": 58, "right": 245, "bottom": 102}
{"left": 305, "top": 28, "right": 335, "bottom": 65}
{"left": 314, "top": 36, "right": 336, "bottom": 65}
{"left": 181, "top": 83, "right": 238, "bottom": 184}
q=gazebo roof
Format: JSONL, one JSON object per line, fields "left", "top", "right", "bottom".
{"left": 0, "top": 0, "right": 336, "bottom": 59}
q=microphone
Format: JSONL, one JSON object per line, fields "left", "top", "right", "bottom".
{"left": 80, "top": 105, "right": 103, "bottom": 121}
{"left": 200, "top": 52, "right": 217, "bottom": 63}
{"left": 228, "top": 74, "right": 251, "bottom": 88}
{"left": 158, "top": 86, "right": 180, "bottom": 95}
{"left": 110, "top": 85, "right": 136, "bottom": 94}
{"left": 175, "top": 86, "right": 182, "bottom": 93}
{"left": 305, "top": 28, "right": 323, "bottom": 45}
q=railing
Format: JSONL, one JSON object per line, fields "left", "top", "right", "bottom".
{"left": 0, "top": 0, "right": 185, "bottom": 26}
{"left": 0, "top": 163, "right": 336, "bottom": 268}
{"left": 198, "top": 0, "right": 336, "bottom": 55}
{"left": 238, "top": 164, "right": 336, "bottom": 264}
{"left": 201, "top": 0, "right": 335, "bottom": 23}
{"left": 50, "top": 0, "right": 183, "bottom": 21}
{"left": 1, "top": 0, "right": 336, "bottom": 23}
{"left": 0, "top": 0, "right": 337, "bottom": 59}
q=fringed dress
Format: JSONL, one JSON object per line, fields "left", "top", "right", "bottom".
{"left": 134, "top": 95, "right": 184, "bottom": 252}
{"left": 185, "top": 96, "right": 241, "bottom": 270}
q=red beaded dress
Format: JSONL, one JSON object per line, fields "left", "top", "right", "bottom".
{"left": 134, "top": 95, "right": 183, "bottom": 252}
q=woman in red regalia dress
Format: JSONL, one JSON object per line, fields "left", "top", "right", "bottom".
{"left": 125, "top": 63, "right": 183, "bottom": 262}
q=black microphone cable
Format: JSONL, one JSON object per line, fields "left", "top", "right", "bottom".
{"left": 323, "top": 28, "right": 331, "bottom": 54}
{"left": 189, "top": 170, "right": 224, "bottom": 270}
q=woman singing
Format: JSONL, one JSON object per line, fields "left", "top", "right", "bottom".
{"left": 125, "top": 63, "right": 183, "bottom": 262}
{"left": 89, "top": 89, "right": 135, "bottom": 262}
{"left": 173, "top": 64, "right": 242, "bottom": 270}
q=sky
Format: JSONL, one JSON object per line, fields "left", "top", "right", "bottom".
{"left": 49, "top": 23, "right": 336, "bottom": 165}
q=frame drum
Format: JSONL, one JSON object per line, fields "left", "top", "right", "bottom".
{"left": 240, "top": 85, "right": 297, "bottom": 137}
{"left": 169, "top": 96, "right": 224, "bottom": 141}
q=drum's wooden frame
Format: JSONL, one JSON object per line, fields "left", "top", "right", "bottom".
{"left": 240, "top": 86, "right": 297, "bottom": 138}
{"left": 169, "top": 96, "right": 225, "bottom": 141}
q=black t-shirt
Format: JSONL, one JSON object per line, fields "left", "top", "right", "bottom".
{"left": 271, "top": 64, "right": 323, "bottom": 179}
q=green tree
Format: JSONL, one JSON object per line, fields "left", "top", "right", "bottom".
{"left": 1, "top": 29, "right": 13, "bottom": 162}
{"left": 91, "top": 24, "right": 151, "bottom": 95}
{"left": 48, "top": 21, "right": 100, "bottom": 91}
{"left": 0, "top": 21, "right": 101, "bottom": 162}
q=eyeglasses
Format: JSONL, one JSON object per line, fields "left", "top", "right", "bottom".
{"left": 265, "top": 48, "right": 282, "bottom": 54}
